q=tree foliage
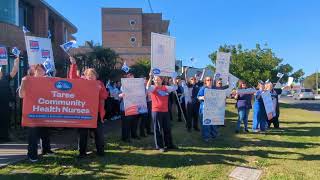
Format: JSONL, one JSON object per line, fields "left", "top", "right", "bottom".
{"left": 130, "top": 58, "right": 151, "bottom": 78}
{"left": 208, "top": 44, "right": 305, "bottom": 86}
{"left": 303, "top": 72, "right": 319, "bottom": 90}
{"left": 73, "top": 46, "right": 120, "bottom": 83}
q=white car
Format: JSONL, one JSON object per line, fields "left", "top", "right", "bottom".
{"left": 293, "top": 89, "right": 315, "bottom": 100}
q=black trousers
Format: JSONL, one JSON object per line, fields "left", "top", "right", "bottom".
{"left": 186, "top": 103, "right": 193, "bottom": 130}
{"left": 152, "top": 112, "right": 173, "bottom": 149}
{"left": 268, "top": 116, "right": 280, "bottom": 128}
{"left": 0, "top": 104, "right": 10, "bottom": 140}
{"left": 121, "top": 114, "right": 138, "bottom": 140}
{"left": 139, "top": 113, "right": 148, "bottom": 136}
{"left": 145, "top": 101, "right": 152, "bottom": 134}
{"left": 78, "top": 116, "right": 105, "bottom": 155}
{"left": 191, "top": 102, "right": 200, "bottom": 129}
{"left": 27, "top": 127, "right": 51, "bottom": 159}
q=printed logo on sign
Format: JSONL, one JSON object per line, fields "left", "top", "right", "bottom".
{"left": 215, "top": 73, "right": 221, "bottom": 78}
{"left": 55, "top": 80, "right": 73, "bottom": 91}
{"left": 203, "top": 119, "right": 212, "bottom": 125}
{"left": 29, "top": 40, "right": 39, "bottom": 50}
{"left": 153, "top": 68, "right": 161, "bottom": 75}
{"left": 0, "top": 47, "right": 7, "bottom": 59}
{"left": 41, "top": 50, "right": 50, "bottom": 58}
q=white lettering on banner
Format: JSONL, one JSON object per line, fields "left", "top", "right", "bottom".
{"left": 33, "top": 105, "right": 61, "bottom": 113}
{"left": 51, "top": 91, "right": 75, "bottom": 98}
{"left": 203, "top": 89, "right": 226, "bottom": 125}
{"left": 37, "top": 98, "right": 86, "bottom": 108}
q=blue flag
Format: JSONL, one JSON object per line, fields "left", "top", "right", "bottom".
{"left": 60, "top": 40, "right": 76, "bottom": 54}
{"left": 22, "top": 26, "right": 29, "bottom": 34}
{"left": 121, "top": 61, "right": 130, "bottom": 73}
{"left": 43, "top": 58, "right": 54, "bottom": 74}
{"left": 11, "top": 47, "right": 20, "bottom": 57}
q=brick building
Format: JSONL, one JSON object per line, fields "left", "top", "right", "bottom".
{"left": 102, "top": 8, "right": 169, "bottom": 65}
{"left": 0, "top": 0, "right": 77, "bottom": 76}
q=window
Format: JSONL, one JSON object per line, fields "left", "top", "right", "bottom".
{"left": 130, "top": 36, "right": 136, "bottom": 43}
{"left": 0, "top": 0, "right": 17, "bottom": 25}
{"left": 18, "top": 1, "right": 34, "bottom": 32}
{"left": 48, "top": 15, "right": 55, "bottom": 40}
{"left": 64, "top": 27, "right": 68, "bottom": 43}
{"left": 129, "top": 19, "right": 136, "bottom": 26}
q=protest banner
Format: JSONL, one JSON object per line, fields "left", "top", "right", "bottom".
{"left": 0, "top": 45, "right": 8, "bottom": 65}
{"left": 261, "top": 91, "right": 275, "bottom": 120}
{"left": 237, "top": 88, "right": 257, "bottom": 95}
{"left": 121, "top": 78, "right": 148, "bottom": 116}
{"left": 22, "top": 77, "right": 100, "bottom": 128}
{"left": 203, "top": 89, "right": 226, "bottom": 125}
{"left": 25, "top": 36, "right": 55, "bottom": 67}
{"left": 215, "top": 52, "right": 231, "bottom": 85}
{"left": 151, "top": 33, "right": 176, "bottom": 77}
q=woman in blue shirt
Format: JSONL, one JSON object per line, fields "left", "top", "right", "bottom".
{"left": 197, "top": 76, "right": 218, "bottom": 142}
{"left": 252, "top": 81, "right": 268, "bottom": 132}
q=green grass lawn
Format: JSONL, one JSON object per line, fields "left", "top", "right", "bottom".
{"left": 0, "top": 100, "right": 319, "bottom": 179}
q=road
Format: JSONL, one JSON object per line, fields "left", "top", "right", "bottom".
{"left": 279, "top": 96, "right": 320, "bottom": 112}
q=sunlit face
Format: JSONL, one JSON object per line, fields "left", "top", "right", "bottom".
{"left": 216, "top": 80, "right": 222, "bottom": 87}
{"left": 154, "top": 76, "right": 163, "bottom": 86}
{"left": 85, "top": 72, "right": 97, "bottom": 80}
{"left": 205, "top": 77, "right": 212, "bottom": 87}
{"left": 241, "top": 83, "right": 247, "bottom": 89}
{"left": 258, "top": 84, "right": 265, "bottom": 90}
{"left": 34, "top": 67, "right": 46, "bottom": 77}
{"left": 189, "top": 77, "right": 196, "bottom": 85}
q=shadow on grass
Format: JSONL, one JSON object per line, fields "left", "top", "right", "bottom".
{"left": 280, "top": 102, "right": 320, "bottom": 112}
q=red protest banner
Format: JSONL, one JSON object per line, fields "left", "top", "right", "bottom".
{"left": 21, "top": 77, "right": 100, "bottom": 128}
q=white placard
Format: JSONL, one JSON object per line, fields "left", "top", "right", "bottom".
{"left": 203, "top": 89, "right": 226, "bottom": 125}
{"left": 25, "top": 36, "right": 55, "bottom": 67}
{"left": 151, "top": 33, "right": 176, "bottom": 77}
{"left": 121, "top": 78, "right": 148, "bottom": 116}
{"left": 226, "top": 73, "right": 239, "bottom": 95}
{"left": 261, "top": 91, "right": 275, "bottom": 120}
{"left": 215, "top": 52, "right": 231, "bottom": 85}
{"left": 237, "top": 88, "right": 257, "bottom": 95}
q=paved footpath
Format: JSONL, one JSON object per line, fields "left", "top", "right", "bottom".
{"left": 0, "top": 129, "right": 78, "bottom": 168}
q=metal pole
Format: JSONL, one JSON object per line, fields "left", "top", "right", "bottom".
{"left": 316, "top": 69, "right": 319, "bottom": 95}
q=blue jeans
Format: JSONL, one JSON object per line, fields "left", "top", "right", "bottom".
{"left": 236, "top": 108, "right": 250, "bottom": 131}
{"left": 199, "top": 113, "right": 218, "bottom": 140}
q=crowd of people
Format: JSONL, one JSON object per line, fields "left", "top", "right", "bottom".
{"left": 0, "top": 56, "right": 282, "bottom": 162}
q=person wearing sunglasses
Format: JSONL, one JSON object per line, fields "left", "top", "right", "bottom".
{"left": 197, "top": 77, "right": 218, "bottom": 142}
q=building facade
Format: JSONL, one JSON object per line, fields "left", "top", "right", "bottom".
{"left": 0, "top": 0, "right": 77, "bottom": 76}
{"left": 102, "top": 8, "right": 169, "bottom": 65}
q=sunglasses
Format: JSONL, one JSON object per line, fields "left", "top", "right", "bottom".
{"left": 206, "top": 79, "right": 212, "bottom": 81}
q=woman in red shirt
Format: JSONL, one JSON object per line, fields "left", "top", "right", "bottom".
{"left": 69, "top": 57, "right": 108, "bottom": 158}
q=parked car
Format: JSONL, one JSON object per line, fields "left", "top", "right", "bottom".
{"left": 293, "top": 89, "right": 315, "bottom": 100}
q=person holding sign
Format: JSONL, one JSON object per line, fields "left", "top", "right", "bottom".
{"left": 197, "top": 76, "right": 219, "bottom": 142}
{"left": 234, "top": 80, "right": 253, "bottom": 133}
{"left": 0, "top": 56, "right": 20, "bottom": 142}
{"left": 146, "top": 71, "right": 178, "bottom": 152}
{"left": 267, "top": 83, "right": 281, "bottom": 129}
{"left": 252, "top": 81, "right": 268, "bottom": 132}
{"left": 69, "top": 57, "right": 108, "bottom": 158}
{"left": 19, "top": 64, "right": 54, "bottom": 162}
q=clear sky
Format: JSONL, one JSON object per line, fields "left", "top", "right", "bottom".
{"left": 46, "top": 0, "right": 320, "bottom": 76}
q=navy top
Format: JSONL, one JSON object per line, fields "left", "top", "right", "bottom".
{"left": 236, "top": 93, "right": 252, "bottom": 109}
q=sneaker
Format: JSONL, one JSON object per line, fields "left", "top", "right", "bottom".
{"left": 159, "top": 148, "right": 166, "bottom": 153}
{"left": 29, "top": 157, "right": 38, "bottom": 163}
{"left": 245, "top": 129, "right": 249, "bottom": 133}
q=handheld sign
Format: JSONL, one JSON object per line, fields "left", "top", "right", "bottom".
{"left": 0, "top": 45, "right": 8, "bottom": 65}
{"left": 151, "top": 33, "right": 176, "bottom": 77}
{"left": 203, "top": 89, "right": 226, "bottom": 125}
{"left": 25, "top": 36, "right": 55, "bottom": 67}
{"left": 121, "top": 78, "right": 148, "bottom": 116}
{"left": 22, "top": 77, "right": 100, "bottom": 128}
{"left": 215, "top": 52, "right": 231, "bottom": 85}
{"left": 12, "top": 47, "right": 21, "bottom": 57}
{"left": 261, "top": 91, "right": 275, "bottom": 120}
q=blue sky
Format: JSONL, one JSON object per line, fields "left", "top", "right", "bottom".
{"left": 46, "top": 0, "right": 320, "bottom": 76}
